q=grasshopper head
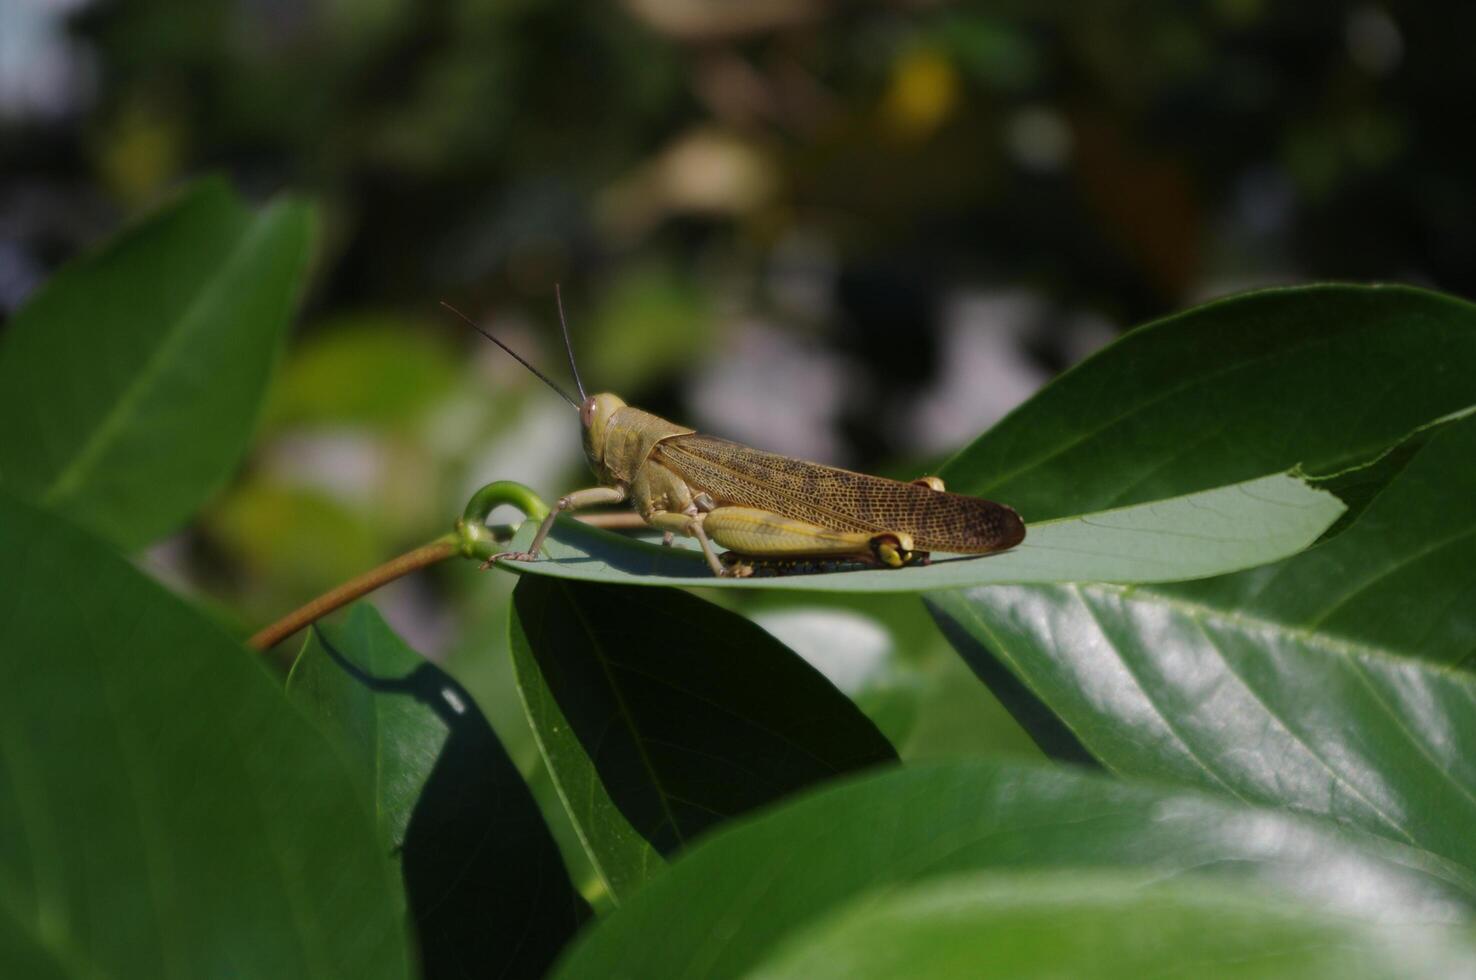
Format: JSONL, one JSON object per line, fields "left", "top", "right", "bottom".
{"left": 580, "top": 393, "right": 625, "bottom": 471}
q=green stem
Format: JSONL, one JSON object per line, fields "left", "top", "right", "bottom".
{"left": 455, "top": 480, "right": 550, "bottom": 562}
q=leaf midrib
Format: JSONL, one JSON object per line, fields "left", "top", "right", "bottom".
{"left": 938, "top": 578, "right": 1476, "bottom": 864}
{"left": 1121, "top": 580, "right": 1476, "bottom": 682}
{"left": 41, "top": 212, "right": 269, "bottom": 504}
{"left": 1092, "top": 582, "right": 1476, "bottom": 818}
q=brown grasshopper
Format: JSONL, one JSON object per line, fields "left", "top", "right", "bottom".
{"left": 443, "top": 293, "right": 1024, "bottom": 577}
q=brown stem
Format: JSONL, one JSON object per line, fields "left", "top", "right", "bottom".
{"left": 248, "top": 535, "right": 459, "bottom": 652}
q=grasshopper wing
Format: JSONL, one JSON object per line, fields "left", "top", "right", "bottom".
{"left": 655, "top": 434, "right": 1024, "bottom": 554}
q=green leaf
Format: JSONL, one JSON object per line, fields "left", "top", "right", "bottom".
{"left": 286, "top": 605, "right": 588, "bottom": 979}
{"left": 928, "top": 412, "right": 1476, "bottom": 872}
{"left": 1196, "top": 411, "right": 1476, "bottom": 670}
{"left": 508, "top": 576, "right": 898, "bottom": 904}
{"left": 0, "top": 489, "right": 409, "bottom": 977}
{"left": 922, "top": 284, "right": 1476, "bottom": 871}
{"left": 934, "top": 411, "right": 1476, "bottom": 853}
{"left": 0, "top": 177, "right": 316, "bottom": 550}
{"left": 263, "top": 315, "right": 460, "bottom": 431}
{"left": 751, "top": 873, "right": 1476, "bottom": 980}
{"left": 490, "top": 472, "right": 1343, "bottom": 591}
{"left": 942, "top": 284, "right": 1476, "bottom": 520}
{"left": 207, "top": 482, "right": 383, "bottom": 593}
{"left": 585, "top": 264, "right": 711, "bottom": 393}
{"left": 553, "top": 759, "right": 1476, "bottom": 979}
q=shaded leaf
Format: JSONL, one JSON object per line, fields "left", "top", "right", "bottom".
{"left": 0, "top": 489, "right": 409, "bottom": 977}
{"left": 492, "top": 472, "right": 1342, "bottom": 591}
{"left": 554, "top": 759, "right": 1476, "bottom": 979}
{"left": 509, "top": 576, "right": 897, "bottom": 903}
{"left": 942, "top": 285, "right": 1476, "bottom": 520}
{"left": 929, "top": 412, "right": 1476, "bottom": 871}
{"left": 752, "top": 873, "right": 1476, "bottom": 980}
{"left": 0, "top": 177, "right": 315, "bottom": 549}
{"left": 287, "top": 605, "right": 588, "bottom": 979}
{"left": 736, "top": 592, "right": 1041, "bottom": 761}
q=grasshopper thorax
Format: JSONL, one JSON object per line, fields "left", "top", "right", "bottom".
{"left": 580, "top": 392, "right": 626, "bottom": 471}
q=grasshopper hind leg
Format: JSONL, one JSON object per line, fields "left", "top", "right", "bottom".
{"left": 649, "top": 505, "right": 932, "bottom": 578}
{"left": 702, "top": 507, "right": 927, "bottom": 577}
{"left": 645, "top": 509, "right": 729, "bottom": 576}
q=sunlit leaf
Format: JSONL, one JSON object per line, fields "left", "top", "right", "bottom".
{"left": 489, "top": 472, "right": 1342, "bottom": 591}
{"left": 929, "top": 412, "right": 1476, "bottom": 872}
{"left": 751, "top": 873, "right": 1476, "bottom": 980}
{"left": 554, "top": 759, "right": 1476, "bottom": 979}
{"left": 0, "top": 178, "right": 315, "bottom": 549}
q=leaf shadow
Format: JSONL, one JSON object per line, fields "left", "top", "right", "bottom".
{"left": 316, "top": 632, "right": 590, "bottom": 979}
{"left": 924, "top": 601, "right": 1101, "bottom": 770}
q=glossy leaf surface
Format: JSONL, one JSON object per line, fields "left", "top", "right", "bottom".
{"left": 555, "top": 760, "right": 1475, "bottom": 979}
{"left": 930, "top": 412, "right": 1476, "bottom": 872}
{"left": 752, "top": 873, "right": 1476, "bottom": 980}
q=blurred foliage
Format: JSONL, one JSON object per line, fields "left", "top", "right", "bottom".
{"left": 263, "top": 315, "right": 462, "bottom": 430}
{"left": 8, "top": 3, "right": 1473, "bottom": 322}
{"left": 4, "top": 0, "right": 1473, "bottom": 813}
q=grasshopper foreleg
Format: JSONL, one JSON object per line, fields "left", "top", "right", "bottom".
{"left": 487, "top": 485, "right": 628, "bottom": 568}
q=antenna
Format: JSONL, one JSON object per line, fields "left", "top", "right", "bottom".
{"left": 439, "top": 301, "right": 579, "bottom": 408}
{"left": 554, "top": 283, "right": 587, "bottom": 402}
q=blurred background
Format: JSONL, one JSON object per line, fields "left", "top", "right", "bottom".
{"left": 2, "top": 0, "right": 1469, "bottom": 818}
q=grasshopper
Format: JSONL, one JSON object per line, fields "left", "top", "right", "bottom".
{"left": 443, "top": 292, "right": 1024, "bottom": 577}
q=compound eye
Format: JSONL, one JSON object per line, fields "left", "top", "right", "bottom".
{"left": 580, "top": 398, "right": 595, "bottom": 427}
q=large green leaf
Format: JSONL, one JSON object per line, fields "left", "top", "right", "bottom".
{"left": 751, "top": 873, "right": 1476, "bottom": 980}
{"left": 286, "top": 605, "right": 588, "bottom": 979}
{"left": 0, "top": 489, "right": 409, "bottom": 977}
{"left": 0, "top": 178, "right": 315, "bottom": 550}
{"left": 929, "top": 412, "right": 1476, "bottom": 872}
{"left": 941, "top": 284, "right": 1476, "bottom": 520}
{"left": 508, "top": 576, "right": 898, "bottom": 904}
{"left": 554, "top": 760, "right": 1476, "bottom": 979}
{"left": 489, "top": 471, "right": 1341, "bottom": 591}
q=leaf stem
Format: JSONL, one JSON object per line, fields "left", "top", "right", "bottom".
{"left": 248, "top": 481, "right": 554, "bottom": 652}
{"left": 248, "top": 534, "right": 459, "bottom": 651}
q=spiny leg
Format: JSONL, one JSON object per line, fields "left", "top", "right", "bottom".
{"left": 645, "top": 509, "right": 728, "bottom": 576}
{"left": 487, "top": 485, "right": 628, "bottom": 567}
